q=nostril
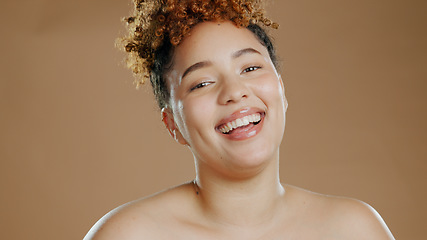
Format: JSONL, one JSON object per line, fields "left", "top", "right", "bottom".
{"left": 219, "top": 80, "right": 250, "bottom": 105}
{"left": 226, "top": 93, "right": 246, "bottom": 103}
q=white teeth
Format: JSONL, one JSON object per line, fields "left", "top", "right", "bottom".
{"left": 248, "top": 115, "right": 254, "bottom": 122}
{"left": 243, "top": 118, "right": 249, "bottom": 125}
{"left": 219, "top": 113, "right": 262, "bottom": 134}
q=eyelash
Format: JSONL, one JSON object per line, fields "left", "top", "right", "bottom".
{"left": 190, "top": 82, "right": 210, "bottom": 91}
{"left": 242, "top": 66, "right": 261, "bottom": 73}
{"left": 189, "top": 66, "right": 262, "bottom": 92}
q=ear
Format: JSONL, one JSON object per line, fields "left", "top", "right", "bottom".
{"left": 161, "top": 107, "right": 188, "bottom": 145}
{"left": 278, "top": 75, "right": 288, "bottom": 111}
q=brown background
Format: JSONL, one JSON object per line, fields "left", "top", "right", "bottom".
{"left": 0, "top": 0, "right": 426, "bottom": 239}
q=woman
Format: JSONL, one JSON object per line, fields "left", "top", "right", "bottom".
{"left": 85, "top": 0, "right": 394, "bottom": 239}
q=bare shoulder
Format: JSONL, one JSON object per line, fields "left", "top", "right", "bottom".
{"left": 327, "top": 196, "right": 395, "bottom": 239}
{"left": 283, "top": 185, "right": 395, "bottom": 239}
{"left": 83, "top": 183, "right": 195, "bottom": 240}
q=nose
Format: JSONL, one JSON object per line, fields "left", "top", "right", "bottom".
{"left": 217, "top": 76, "right": 250, "bottom": 105}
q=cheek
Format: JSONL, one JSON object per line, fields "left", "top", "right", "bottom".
{"left": 180, "top": 95, "right": 215, "bottom": 136}
{"left": 255, "top": 77, "right": 283, "bottom": 103}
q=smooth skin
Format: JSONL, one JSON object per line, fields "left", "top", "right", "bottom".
{"left": 84, "top": 22, "right": 394, "bottom": 239}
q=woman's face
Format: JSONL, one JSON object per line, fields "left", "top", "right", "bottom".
{"left": 164, "top": 21, "right": 287, "bottom": 177}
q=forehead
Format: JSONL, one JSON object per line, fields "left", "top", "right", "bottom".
{"left": 172, "top": 21, "right": 268, "bottom": 68}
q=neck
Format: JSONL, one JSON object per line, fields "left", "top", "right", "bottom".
{"left": 193, "top": 153, "right": 285, "bottom": 228}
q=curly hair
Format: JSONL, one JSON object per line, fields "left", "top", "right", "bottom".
{"left": 118, "top": 0, "right": 278, "bottom": 109}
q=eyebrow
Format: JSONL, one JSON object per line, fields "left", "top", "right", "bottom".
{"left": 182, "top": 61, "right": 212, "bottom": 80}
{"left": 181, "top": 48, "right": 262, "bottom": 79}
{"left": 232, "top": 48, "right": 262, "bottom": 59}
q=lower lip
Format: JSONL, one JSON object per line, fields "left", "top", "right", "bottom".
{"left": 219, "top": 114, "right": 264, "bottom": 141}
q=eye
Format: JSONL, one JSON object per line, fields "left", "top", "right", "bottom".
{"left": 242, "top": 66, "right": 261, "bottom": 73}
{"left": 190, "top": 82, "right": 211, "bottom": 91}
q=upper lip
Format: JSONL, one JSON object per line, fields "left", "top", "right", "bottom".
{"left": 215, "top": 107, "right": 265, "bottom": 130}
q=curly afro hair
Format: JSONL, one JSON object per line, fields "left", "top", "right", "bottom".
{"left": 118, "top": 0, "right": 278, "bottom": 109}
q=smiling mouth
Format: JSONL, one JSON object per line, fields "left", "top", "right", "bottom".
{"left": 217, "top": 112, "right": 264, "bottom": 134}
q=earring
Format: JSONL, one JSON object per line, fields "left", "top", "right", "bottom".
{"left": 172, "top": 129, "right": 178, "bottom": 141}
